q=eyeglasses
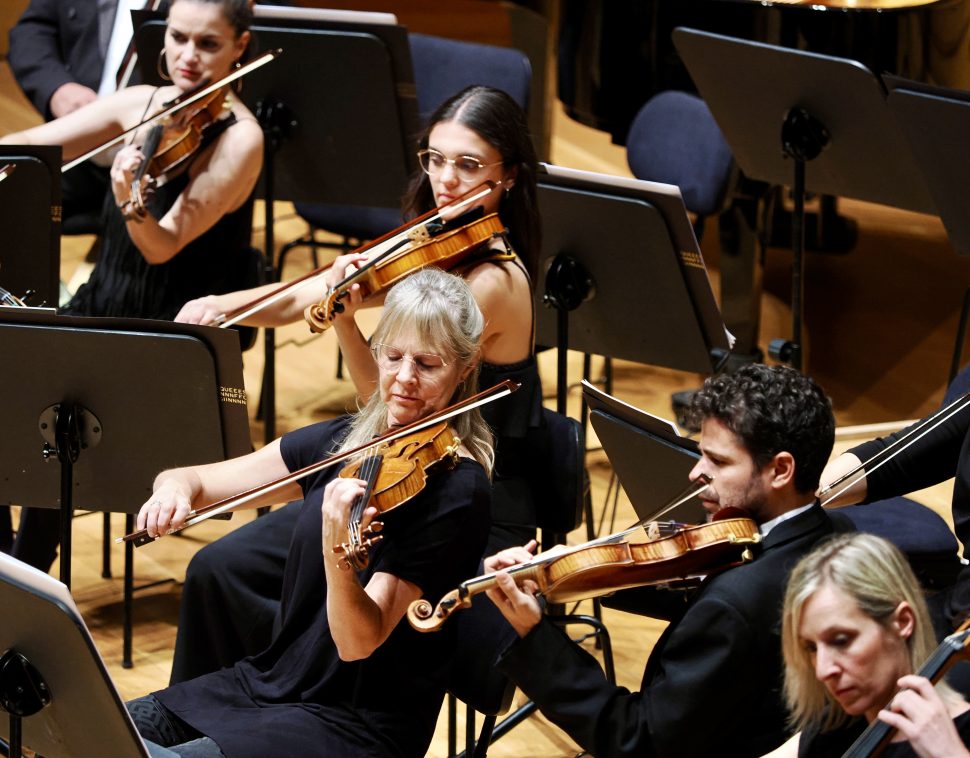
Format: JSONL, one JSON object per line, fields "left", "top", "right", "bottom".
{"left": 371, "top": 342, "right": 450, "bottom": 380}
{"left": 417, "top": 148, "right": 504, "bottom": 183}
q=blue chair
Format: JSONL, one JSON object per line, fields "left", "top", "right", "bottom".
{"left": 277, "top": 32, "right": 533, "bottom": 273}
{"left": 625, "top": 90, "right": 736, "bottom": 242}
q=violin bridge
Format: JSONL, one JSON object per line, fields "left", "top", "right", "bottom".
{"left": 407, "top": 225, "right": 432, "bottom": 245}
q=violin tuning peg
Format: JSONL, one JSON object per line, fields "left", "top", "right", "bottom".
{"left": 363, "top": 521, "right": 384, "bottom": 536}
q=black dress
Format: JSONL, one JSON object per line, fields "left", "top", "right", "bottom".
{"left": 798, "top": 708, "right": 970, "bottom": 756}
{"left": 63, "top": 114, "right": 256, "bottom": 320}
{"left": 153, "top": 417, "right": 491, "bottom": 757}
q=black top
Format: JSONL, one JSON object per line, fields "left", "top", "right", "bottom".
{"left": 63, "top": 114, "right": 255, "bottom": 320}
{"left": 155, "top": 416, "right": 491, "bottom": 757}
{"left": 798, "top": 708, "right": 970, "bottom": 756}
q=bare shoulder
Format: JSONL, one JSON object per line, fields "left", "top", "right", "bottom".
{"left": 463, "top": 255, "right": 531, "bottom": 309}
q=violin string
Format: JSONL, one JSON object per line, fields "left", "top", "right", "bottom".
{"left": 820, "top": 392, "right": 970, "bottom": 508}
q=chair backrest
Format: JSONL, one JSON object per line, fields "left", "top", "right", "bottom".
{"left": 626, "top": 90, "right": 735, "bottom": 218}
{"left": 408, "top": 33, "right": 532, "bottom": 125}
{"left": 529, "top": 408, "right": 586, "bottom": 541}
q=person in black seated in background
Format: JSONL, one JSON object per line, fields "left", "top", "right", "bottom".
{"left": 0, "top": 0, "right": 262, "bottom": 573}
{"left": 767, "top": 532, "right": 970, "bottom": 758}
{"left": 484, "top": 365, "right": 851, "bottom": 757}
{"left": 127, "top": 268, "right": 492, "bottom": 758}
{"left": 169, "top": 84, "right": 544, "bottom": 684}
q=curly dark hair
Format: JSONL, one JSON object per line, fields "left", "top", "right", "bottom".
{"left": 687, "top": 365, "right": 835, "bottom": 494}
{"left": 401, "top": 85, "right": 541, "bottom": 281}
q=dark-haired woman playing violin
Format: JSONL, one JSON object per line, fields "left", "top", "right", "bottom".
{"left": 0, "top": 0, "right": 262, "bottom": 573}
{"left": 169, "top": 85, "right": 544, "bottom": 683}
{"left": 128, "top": 268, "right": 491, "bottom": 758}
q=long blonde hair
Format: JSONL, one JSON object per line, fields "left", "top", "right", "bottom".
{"left": 337, "top": 268, "right": 494, "bottom": 476}
{"left": 781, "top": 533, "right": 941, "bottom": 733}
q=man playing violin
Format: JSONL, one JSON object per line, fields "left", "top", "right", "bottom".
{"left": 126, "top": 268, "right": 492, "bottom": 758}
{"left": 0, "top": 0, "right": 263, "bottom": 573}
{"left": 485, "top": 364, "right": 850, "bottom": 757}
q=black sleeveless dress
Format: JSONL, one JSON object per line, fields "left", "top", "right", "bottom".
{"left": 63, "top": 114, "right": 255, "bottom": 320}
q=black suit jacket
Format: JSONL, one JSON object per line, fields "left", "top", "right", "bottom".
{"left": 495, "top": 504, "right": 845, "bottom": 758}
{"left": 8, "top": 0, "right": 106, "bottom": 119}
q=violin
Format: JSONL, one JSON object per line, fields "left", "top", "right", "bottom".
{"left": 842, "top": 618, "right": 970, "bottom": 757}
{"left": 407, "top": 484, "right": 762, "bottom": 633}
{"left": 334, "top": 421, "right": 462, "bottom": 570}
{"left": 305, "top": 212, "right": 509, "bottom": 333}
{"left": 120, "top": 380, "right": 519, "bottom": 547}
{"left": 124, "top": 88, "right": 230, "bottom": 218}
{"left": 214, "top": 181, "right": 505, "bottom": 329}
{"left": 62, "top": 48, "right": 280, "bottom": 173}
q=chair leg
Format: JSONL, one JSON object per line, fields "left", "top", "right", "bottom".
{"left": 448, "top": 692, "right": 457, "bottom": 757}
{"left": 101, "top": 512, "right": 112, "bottom": 578}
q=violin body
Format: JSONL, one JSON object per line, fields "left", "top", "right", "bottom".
{"left": 304, "top": 213, "right": 508, "bottom": 333}
{"left": 408, "top": 515, "right": 761, "bottom": 632}
{"left": 129, "top": 89, "right": 230, "bottom": 214}
{"left": 334, "top": 421, "right": 463, "bottom": 570}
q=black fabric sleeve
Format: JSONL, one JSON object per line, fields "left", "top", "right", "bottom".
{"left": 497, "top": 590, "right": 770, "bottom": 758}
{"left": 848, "top": 408, "right": 969, "bottom": 504}
{"left": 279, "top": 417, "right": 352, "bottom": 497}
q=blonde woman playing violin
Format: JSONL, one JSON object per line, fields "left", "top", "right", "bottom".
{"left": 128, "top": 268, "right": 492, "bottom": 758}
{"left": 0, "top": 0, "right": 262, "bottom": 574}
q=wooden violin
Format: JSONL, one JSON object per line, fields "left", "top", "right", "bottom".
{"left": 215, "top": 180, "right": 505, "bottom": 328}
{"left": 62, "top": 48, "right": 280, "bottom": 174}
{"left": 120, "top": 380, "right": 519, "bottom": 547}
{"left": 842, "top": 618, "right": 970, "bottom": 757}
{"left": 408, "top": 481, "right": 762, "bottom": 633}
{"left": 305, "top": 212, "right": 509, "bottom": 333}
{"left": 334, "top": 421, "right": 462, "bottom": 570}
{"left": 125, "top": 88, "right": 230, "bottom": 218}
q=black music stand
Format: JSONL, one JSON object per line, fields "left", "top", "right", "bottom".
{"left": 134, "top": 6, "right": 420, "bottom": 442}
{"left": 0, "top": 309, "right": 250, "bottom": 666}
{"left": 886, "top": 84, "right": 970, "bottom": 257}
{"left": 0, "top": 553, "right": 150, "bottom": 758}
{"left": 672, "top": 27, "right": 938, "bottom": 370}
{"left": 0, "top": 146, "right": 61, "bottom": 308}
{"left": 582, "top": 381, "right": 704, "bottom": 527}
{"left": 534, "top": 163, "right": 731, "bottom": 415}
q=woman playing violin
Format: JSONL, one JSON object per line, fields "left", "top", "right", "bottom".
{"left": 168, "top": 86, "right": 543, "bottom": 683}
{"left": 0, "top": 0, "right": 262, "bottom": 574}
{"left": 767, "top": 533, "right": 970, "bottom": 757}
{"left": 127, "top": 268, "right": 492, "bottom": 758}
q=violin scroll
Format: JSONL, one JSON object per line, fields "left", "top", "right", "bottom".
{"left": 407, "top": 589, "right": 468, "bottom": 632}
{"left": 333, "top": 521, "right": 384, "bottom": 570}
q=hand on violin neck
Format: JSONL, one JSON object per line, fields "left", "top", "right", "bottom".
{"left": 321, "top": 477, "right": 379, "bottom": 568}
{"left": 483, "top": 539, "right": 538, "bottom": 573}
{"left": 486, "top": 569, "right": 542, "bottom": 638}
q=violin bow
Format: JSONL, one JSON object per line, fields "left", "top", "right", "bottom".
{"left": 819, "top": 390, "right": 970, "bottom": 508}
{"left": 62, "top": 48, "right": 281, "bottom": 172}
{"left": 215, "top": 180, "right": 502, "bottom": 328}
{"left": 119, "top": 379, "right": 519, "bottom": 546}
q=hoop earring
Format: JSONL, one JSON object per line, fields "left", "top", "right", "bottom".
{"left": 157, "top": 49, "right": 172, "bottom": 82}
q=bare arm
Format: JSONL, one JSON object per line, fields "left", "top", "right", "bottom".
{"left": 320, "top": 477, "right": 422, "bottom": 660}
{"left": 817, "top": 452, "right": 867, "bottom": 507}
{"left": 135, "top": 438, "right": 302, "bottom": 538}
{"left": 115, "top": 115, "right": 264, "bottom": 264}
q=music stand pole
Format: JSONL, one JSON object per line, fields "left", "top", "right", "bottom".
{"left": 776, "top": 107, "right": 830, "bottom": 371}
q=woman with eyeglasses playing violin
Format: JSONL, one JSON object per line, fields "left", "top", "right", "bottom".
{"left": 765, "top": 533, "right": 970, "bottom": 758}
{"left": 126, "top": 268, "right": 492, "bottom": 758}
{"left": 168, "top": 85, "right": 545, "bottom": 684}
{"left": 0, "top": 0, "right": 262, "bottom": 574}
